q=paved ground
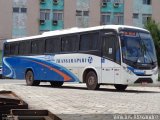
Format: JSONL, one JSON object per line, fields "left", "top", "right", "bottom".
{"left": 0, "top": 79, "right": 160, "bottom": 120}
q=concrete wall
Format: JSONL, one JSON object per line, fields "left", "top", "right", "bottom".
{"left": 89, "top": 0, "right": 100, "bottom": 27}
{"left": 12, "top": 0, "right": 39, "bottom": 37}
{"left": 0, "top": 0, "right": 12, "bottom": 50}
{"left": 0, "top": 0, "right": 39, "bottom": 49}
{"left": 27, "top": 0, "right": 39, "bottom": 36}
{"left": 124, "top": 0, "right": 154, "bottom": 28}
{"left": 124, "top": 0, "right": 133, "bottom": 26}
{"left": 152, "top": 0, "right": 160, "bottom": 23}
{"left": 64, "top": 0, "right": 100, "bottom": 28}
{"left": 76, "top": 0, "right": 89, "bottom": 28}
{"left": 64, "top": 0, "right": 76, "bottom": 28}
{"left": 0, "top": 0, "right": 12, "bottom": 40}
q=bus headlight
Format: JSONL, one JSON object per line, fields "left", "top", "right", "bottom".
{"left": 153, "top": 68, "right": 158, "bottom": 75}
{"left": 123, "top": 67, "right": 134, "bottom": 75}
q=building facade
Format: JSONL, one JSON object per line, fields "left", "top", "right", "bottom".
{"left": 0, "top": 0, "right": 12, "bottom": 49}
{"left": 0, "top": 0, "right": 39, "bottom": 49}
{"left": 39, "top": 0, "right": 64, "bottom": 32}
{"left": 39, "top": 0, "right": 160, "bottom": 32}
{"left": 101, "top": 0, "right": 124, "bottom": 25}
{"left": 124, "top": 0, "right": 160, "bottom": 28}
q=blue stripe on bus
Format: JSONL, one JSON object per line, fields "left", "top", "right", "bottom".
{"left": 127, "top": 66, "right": 145, "bottom": 75}
{"left": 3, "top": 56, "right": 79, "bottom": 82}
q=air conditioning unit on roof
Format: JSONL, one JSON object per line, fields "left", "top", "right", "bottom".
{"left": 102, "top": 2, "right": 107, "bottom": 7}
{"left": 53, "top": 20, "right": 58, "bottom": 26}
{"left": 113, "top": 2, "right": 119, "bottom": 8}
{"left": 53, "top": 0, "right": 59, "bottom": 5}
{"left": 40, "top": 20, "right": 45, "bottom": 25}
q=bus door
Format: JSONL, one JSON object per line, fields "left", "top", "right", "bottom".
{"left": 102, "top": 33, "right": 121, "bottom": 84}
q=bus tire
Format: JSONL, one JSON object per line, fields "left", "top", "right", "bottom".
{"left": 114, "top": 84, "right": 127, "bottom": 91}
{"left": 50, "top": 81, "right": 64, "bottom": 87}
{"left": 25, "top": 70, "right": 40, "bottom": 86}
{"left": 86, "top": 71, "right": 100, "bottom": 90}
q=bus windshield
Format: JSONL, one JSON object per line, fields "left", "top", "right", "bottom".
{"left": 120, "top": 31, "right": 157, "bottom": 64}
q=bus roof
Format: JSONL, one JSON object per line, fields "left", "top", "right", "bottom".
{"left": 6, "top": 25, "right": 149, "bottom": 43}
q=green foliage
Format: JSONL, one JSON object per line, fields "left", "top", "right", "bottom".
{"left": 144, "top": 19, "right": 160, "bottom": 66}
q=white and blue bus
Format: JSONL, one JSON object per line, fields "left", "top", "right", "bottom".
{"left": 2, "top": 25, "right": 159, "bottom": 90}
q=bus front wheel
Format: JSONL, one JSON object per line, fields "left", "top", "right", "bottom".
{"left": 50, "top": 81, "right": 64, "bottom": 87}
{"left": 114, "top": 84, "right": 128, "bottom": 91}
{"left": 25, "top": 70, "right": 40, "bottom": 86}
{"left": 86, "top": 71, "right": 100, "bottom": 90}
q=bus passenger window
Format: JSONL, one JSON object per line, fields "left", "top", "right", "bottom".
{"left": 19, "top": 41, "right": 31, "bottom": 55}
{"left": 62, "top": 35, "right": 77, "bottom": 52}
{"left": 10, "top": 43, "right": 19, "bottom": 55}
{"left": 46, "top": 38, "right": 61, "bottom": 53}
{"left": 31, "top": 39, "right": 45, "bottom": 54}
{"left": 4, "top": 44, "right": 10, "bottom": 56}
{"left": 80, "top": 32, "right": 99, "bottom": 51}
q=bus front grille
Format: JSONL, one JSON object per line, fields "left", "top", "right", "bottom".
{"left": 134, "top": 78, "right": 153, "bottom": 83}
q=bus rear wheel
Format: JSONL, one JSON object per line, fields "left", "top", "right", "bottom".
{"left": 86, "top": 71, "right": 100, "bottom": 90}
{"left": 25, "top": 70, "right": 40, "bottom": 86}
{"left": 114, "top": 84, "right": 128, "bottom": 91}
{"left": 50, "top": 81, "right": 64, "bottom": 87}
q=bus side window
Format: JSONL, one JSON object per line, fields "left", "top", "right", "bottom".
{"left": 4, "top": 44, "right": 10, "bottom": 56}
{"left": 80, "top": 32, "right": 99, "bottom": 51}
{"left": 31, "top": 39, "right": 45, "bottom": 54}
{"left": 10, "top": 43, "right": 19, "bottom": 55}
{"left": 61, "top": 35, "right": 78, "bottom": 52}
{"left": 46, "top": 37, "right": 61, "bottom": 53}
{"left": 80, "top": 34, "right": 89, "bottom": 51}
{"left": 19, "top": 41, "right": 31, "bottom": 55}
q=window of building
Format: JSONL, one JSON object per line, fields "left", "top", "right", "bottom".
{"left": 40, "top": 9, "right": 50, "bottom": 20}
{"left": 133, "top": 13, "right": 139, "bottom": 19}
{"left": 101, "top": 0, "right": 112, "bottom": 5}
{"left": 76, "top": 10, "right": 89, "bottom": 16}
{"left": 143, "top": 0, "right": 151, "bottom": 5}
{"left": 113, "top": 0, "right": 124, "bottom": 3}
{"left": 101, "top": 13, "right": 111, "bottom": 25}
{"left": 102, "top": 0, "right": 111, "bottom": 2}
{"left": 13, "top": 7, "right": 19, "bottom": 13}
{"left": 46, "top": 37, "right": 61, "bottom": 53}
{"left": 13, "top": 7, "right": 27, "bottom": 13}
{"left": 53, "top": 11, "right": 63, "bottom": 20}
{"left": 114, "top": 13, "right": 124, "bottom": 25}
{"left": 61, "top": 35, "right": 78, "bottom": 52}
{"left": 80, "top": 32, "right": 99, "bottom": 51}
{"left": 142, "top": 14, "right": 152, "bottom": 24}
{"left": 76, "top": 10, "right": 82, "bottom": 16}
{"left": 21, "top": 8, "right": 27, "bottom": 13}
{"left": 83, "top": 11, "right": 89, "bottom": 16}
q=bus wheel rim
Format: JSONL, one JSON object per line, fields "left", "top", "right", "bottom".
{"left": 88, "top": 76, "right": 95, "bottom": 85}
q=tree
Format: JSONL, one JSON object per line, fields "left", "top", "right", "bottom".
{"left": 144, "top": 19, "right": 160, "bottom": 66}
